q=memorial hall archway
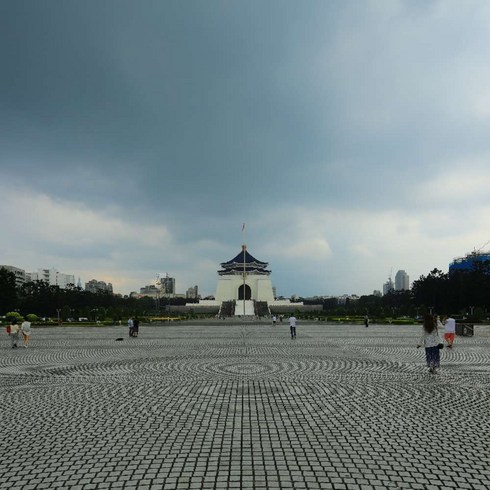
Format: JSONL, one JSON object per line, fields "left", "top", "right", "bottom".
{"left": 238, "top": 284, "right": 252, "bottom": 300}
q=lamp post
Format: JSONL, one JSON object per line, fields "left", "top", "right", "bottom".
{"left": 155, "top": 275, "right": 161, "bottom": 314}
{"left": 56, "top": 308, "right": 62, "bottom": 325}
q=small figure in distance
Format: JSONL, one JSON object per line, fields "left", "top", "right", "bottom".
{"left": 417, "top": 313, "right": 443, "bottom": 374}
{"left": 132, "top": 317, "right": 140, "bottom": 337}
{"left": 128, "top": 317, "right": 134, "bottom": 337}
{"left": 272, "top": 315, "right": 277, "bottom": 326}
{"left": 364, "top": 315, "right": 369, "bottom": 328}
{"left": 442, "top": 314, "right": 456, "bottom": 348}
{"left": 20, "top": 318, "right": 31, "bottom": 348}
{"left": 289, "top": 315, "right": 297, "bottom": 339}
{"left": 435, "top": 315, "right": 444, "bottom": 330}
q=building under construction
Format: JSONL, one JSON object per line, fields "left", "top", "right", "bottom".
{"left": 449, "top": 251, "right": 490, "bottom": 273}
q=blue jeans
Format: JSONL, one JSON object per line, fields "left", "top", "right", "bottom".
{"left": 425, "top": 346, "right": 440, "bottom": 368}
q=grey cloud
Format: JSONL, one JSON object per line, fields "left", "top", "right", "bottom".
{"left": 2, "top": 1, "right": 490, "bottom": 295}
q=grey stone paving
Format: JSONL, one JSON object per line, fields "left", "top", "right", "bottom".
{"left": 1, "top": 322, "right": 490, "bottom": 489}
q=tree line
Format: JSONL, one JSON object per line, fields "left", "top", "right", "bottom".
{"left": 2, "top": 264, "right": 490, "bottom": 321}
{"left": 304, "top": 264, "right": 490, "bottom": 321}
{"left": 0, "top": 268, "right": 193, "bottom": 321}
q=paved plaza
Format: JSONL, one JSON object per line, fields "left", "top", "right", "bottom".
{"left": 1, "top": 322, "right": 490, "bottom": 489}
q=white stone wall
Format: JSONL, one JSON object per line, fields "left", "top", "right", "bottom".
{"left": 215, "top": 275, "right": 274, "bottom": 303}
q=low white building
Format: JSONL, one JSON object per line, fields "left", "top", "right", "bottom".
{"left": 29, "top": 268, "right": 75, "bottom": 289}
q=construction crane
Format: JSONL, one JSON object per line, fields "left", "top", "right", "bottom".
{"left": 475, "top": 240, "right": 490, "bottom": 253}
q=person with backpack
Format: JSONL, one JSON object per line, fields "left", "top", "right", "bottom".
{"left": 9, "top": 319, "right": 20, "bottom": 348}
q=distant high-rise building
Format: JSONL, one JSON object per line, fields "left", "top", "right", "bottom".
{"left": 158, "top": 273, "right": 175, "bottom": 295}
{"left": 373, "top": 290, "right": 382, "bottom": 297}
{"left": 383, "top": 277, "right": 394, "bottom": 295}
{"left": 186, "top": 285, "right": 199, "bottom": 299}
{"left": 29, "top": 268, "right": 75, "bottom": 289}
{"left": 395, "top": 270, "right": 410, "bottom": 291}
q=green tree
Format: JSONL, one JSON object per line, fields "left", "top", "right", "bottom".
{"left": 106, "top": 306, "right": 115, "bottom": 321}
{"left": 61, "top": 305, "right": 72, "bottom": 321}
{"left": 412, "top": 269, "right": 449, "bottom": 313}
{"left": 97, "top": 307, "right": 107, "bottom": 320}
{"left": 19, "top": 281, "right": 56, "bottom": 317}
{"left": 0, "top": 268, "right": 17, "bottom": 314}
{"left": 5, "top": 311, "right": 23, "bottom": 323}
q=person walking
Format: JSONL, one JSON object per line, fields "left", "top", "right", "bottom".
{"left": 9, "top": 320, "right": 20, "bottom": 348}
{"left": 435, "top": 315, "right": 444, "bottom": 330}
{"left": 132, "top": 317, "right": 140, "bottom": 337}
{"left": 20, "top": 319, "right": 31, "bottom": 348}
{"left": 272, "top": 315, "right": 277, "bottom": 326}
{"left": 364, "top": 315, "right": 369, "bottom": 328}
{"left": 417, "top": 314, "right": 443, "bottom": 374}
{"left": 128, "top": 317, "right": 134, "bottom": 337}
{"left": 289, "top": 315, "right": 297, "bottom": 339}
{"left": 443, "top": 315, "right": 456, "bottom": 348}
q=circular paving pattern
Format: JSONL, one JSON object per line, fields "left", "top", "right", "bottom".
{"left": 1, "top": 323, "right": 490, "bottom": 489}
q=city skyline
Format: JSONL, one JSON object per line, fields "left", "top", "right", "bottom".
{"left": 0, "top": 262, "right": 413, "bottom": 300}
{"left": 2, "top": 1, "right": 490, "bottom": 297}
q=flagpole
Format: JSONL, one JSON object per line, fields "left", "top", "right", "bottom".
{"left": 242, "top": 223, "right": 246, "bottom": 316}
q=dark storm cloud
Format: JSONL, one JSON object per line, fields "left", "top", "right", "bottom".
{"left": 2, "top": 0, "right": 490, "bottom": 295}
{"left": 1, "top": 1, "right": 345, "bottom": 214}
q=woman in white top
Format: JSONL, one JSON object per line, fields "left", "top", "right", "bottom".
{"left": 417, "top": 314, "right": 442, "bottom": 374}
{"left": 20, "top": 320, "right": 31, "bottom": 348}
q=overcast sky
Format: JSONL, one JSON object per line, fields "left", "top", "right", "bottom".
{"left": 2, "top": 0, "right": 490, "bottom": 297}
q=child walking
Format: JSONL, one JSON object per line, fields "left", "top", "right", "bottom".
{"left": 417, "top": 314, "right": 443, "bottom": 374}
